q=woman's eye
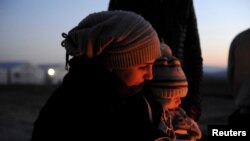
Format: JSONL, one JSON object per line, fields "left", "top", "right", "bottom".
{"left": 140, "top": 66, "right": 148, "bottom": 70}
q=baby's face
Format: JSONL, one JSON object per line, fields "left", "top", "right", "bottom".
{"left": 161, "top": 97, "right": 182, "bottom": 110}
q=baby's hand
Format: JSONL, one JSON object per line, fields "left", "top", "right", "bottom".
{"left": 188, "top": 120, "right": 202, "bottom": 139}
{"left": 172, "top": 111, "right": 202, "bottom": 140}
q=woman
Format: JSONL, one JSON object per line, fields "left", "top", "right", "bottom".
{"left": 31, "top": 10, "right": 167, "bottom": 141}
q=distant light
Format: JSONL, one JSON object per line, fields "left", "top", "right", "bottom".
{"left": 48, "top": 68, "right": 55, "bottom": 76}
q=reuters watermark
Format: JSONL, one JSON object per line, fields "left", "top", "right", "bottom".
{"left": 208, "top": 125, "right": 249, "bottom": 139}
{"left": 212, "top": 129, "right": 246, "bottom": 136}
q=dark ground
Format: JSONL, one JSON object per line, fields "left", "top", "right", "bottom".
{"left": 0, "top": 77, "right": 235, "bottom": 141}
{"left": 198, "top": 76, "right": 234, "bottom": 140}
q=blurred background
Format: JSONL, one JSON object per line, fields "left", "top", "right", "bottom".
{"left": 0, "top": 0, "right": 249, "bottom": 140}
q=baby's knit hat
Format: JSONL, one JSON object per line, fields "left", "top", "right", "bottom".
{"left": 149, "top": 43, "right": 188, "bottom": 99}
{"left": 61, "top": 10, "right": 160, "bottom": 69}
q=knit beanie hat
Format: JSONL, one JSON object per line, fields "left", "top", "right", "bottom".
{"left": 61, "top": 10, "right": 161, "bottom": 69}
{"left": 148, "top": 43, "right": 188, "bottom": 99}
{"left": 160, "top": 40, "right": 172, "bottom": 58}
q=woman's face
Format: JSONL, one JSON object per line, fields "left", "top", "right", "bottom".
{"left": 113, "top": 59, "right": 155, "bottom": 86}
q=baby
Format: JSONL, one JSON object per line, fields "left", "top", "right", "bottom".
{"left": 148, "top": 42, "right": 202, "bottom": 141}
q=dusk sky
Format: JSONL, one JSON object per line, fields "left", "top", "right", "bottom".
{"left": 1, "top": 0, "right": 249, "bottom": 68}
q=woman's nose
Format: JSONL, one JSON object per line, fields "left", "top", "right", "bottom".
{"left": 146, "top": 72, "right": 153, "bottom": 80}
{"left": 145, "top": 66, "right": 153, "bottom": 80}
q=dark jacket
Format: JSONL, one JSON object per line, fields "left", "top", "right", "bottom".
{"left": 108, "top": 0, "right": 203, "bottom": 121}
{"left": 31, "top": 57, "right": 165, "bottom": 141}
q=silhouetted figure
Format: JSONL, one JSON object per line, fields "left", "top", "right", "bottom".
{"left": 227, "top": 28, "right": 250, "bottom": 126}
{"left": 108, "top": 0, "right": 203, "bottom": 121}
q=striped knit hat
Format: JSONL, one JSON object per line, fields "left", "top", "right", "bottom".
{"left": 61, "top": 10, "right": 160, "bottom": 69}
{"left": 149, "top": 47, "right": 188, "bottom": 99}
